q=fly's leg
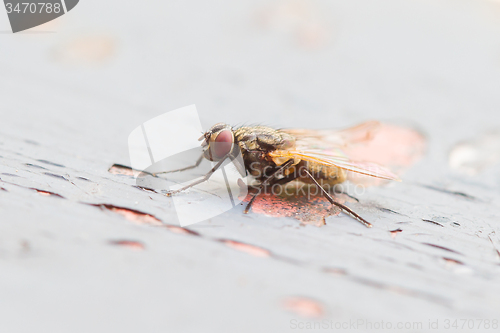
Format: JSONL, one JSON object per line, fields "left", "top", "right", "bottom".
{"left": 154, "top": 154, "right": 204, "bottom": 176}
{"left": 302, "top": 169, "right": 372, "bottom": 228}
{"left": 166, "top": 154, "right": 229, "bottom": 196}
{"left": 243, "top": 159, "right": 294, "bottom": 214}
{"left": 270, "top": 172, "right": 300, "bottom": 186}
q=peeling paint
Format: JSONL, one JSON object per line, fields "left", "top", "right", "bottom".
{"left": 109, "top": 240, "right": 145, "bottom": 250}
{"left": 220, "top": 239, "right": 271, "bottom": 257}
{"left": 242, "top": 184, "right": 342, "bottom": 226}
{"left": 282, "top": 296, "right": 325, "bottom": 318}
{"left": 95, "top": 204, "right": 163, "bottom": 226}
{"left": 344, "top": 123, "right": 426, "bottom": 186}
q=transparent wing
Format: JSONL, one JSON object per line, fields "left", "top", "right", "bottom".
{"left": 282, "top": 121, "right": 381, "bottom": 151}
{"left": 268, "top": 149, "right": 401, "bottom": 181}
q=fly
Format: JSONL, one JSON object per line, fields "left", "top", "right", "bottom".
{"left": 158, "top": 121, "right": 400, "bottom": 228}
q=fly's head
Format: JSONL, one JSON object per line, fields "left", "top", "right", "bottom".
{"left": 199, "top": 123, "right": 235, "bottom": 161}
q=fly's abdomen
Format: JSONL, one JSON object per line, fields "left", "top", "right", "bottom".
{"left": 299, "top": 161, "right": 346, "bottom": 186}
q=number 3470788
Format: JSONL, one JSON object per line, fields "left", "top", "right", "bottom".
{"left": 5, "top": 3, "right": 62, "bottom": 14}
{"left": 444, "top": 319, "right": 498, "bottom": 330}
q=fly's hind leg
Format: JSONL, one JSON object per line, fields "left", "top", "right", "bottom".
{"left": 302, "top": 169, "right": 372, "bottom": 228}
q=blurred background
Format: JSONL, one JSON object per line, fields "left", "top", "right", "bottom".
{"left": 1, "top": 0, "right": 500, "bottom": 332}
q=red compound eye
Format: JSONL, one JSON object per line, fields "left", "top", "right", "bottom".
{"left": 212, "top": 130, "right": 233, "bottom": 159}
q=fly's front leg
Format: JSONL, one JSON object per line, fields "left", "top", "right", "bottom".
{"left": 302, "top": 169, "right": 372, "bottom": 228}
{"left": 154, "top": 154, "right": 204, "bottom": 176}
{"left": 243, "top": 159, "right": 294, "bottom": 214}
{"left": 166, "top": 154, "right": 229, "bottom": 196}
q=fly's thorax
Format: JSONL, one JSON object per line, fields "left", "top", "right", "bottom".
{"left": 232, "top": 126, "right": 296, "bottom": 179}
{"left": 234, "top": 126, "right": 296, "bottom": 152}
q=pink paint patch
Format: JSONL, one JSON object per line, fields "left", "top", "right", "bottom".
{"left": 53, "top": 35, "right": 117, "bottom": 65}
{"left": 109, "top": 240, "right": 145, "bottom": 250}
{"left": 108, "top": 164, "right": 135, "bottom": 176}
{"left": 34, "top": 189, "right": 64, "bottom": 198}
{"left": 104, "top": 205, "right": 163, "bottom": 226}
{"left": 221, "top": 239, "right": 271, "bottom": 257}
{"left": 37, "top": 190, "right": 52, "bottom": 196}
{"left": 282, "top": 296, "right": 325, "bottom": 318}
{"left": 343, "top": 123, "right": 425, "bottom": 186}
{"left": 165, "top": 225, "right": 199, "bottom": 236}
{"left": 243, "top": 184, "right": 353, "bottom": 226}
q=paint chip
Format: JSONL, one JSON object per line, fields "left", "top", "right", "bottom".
{"left": 220, "top": 239, "right": 271, "bottom": 257}
{"left": 243, "top": 184, "right": 341, "bottom": 226}
{"left": 165, "top": 225, "right": 200, "bottom": 236}
{"left": 53, "top": 35, "right": 117, "bottom": 65}
{"left": 34, "top": 189, "right": 64, "bottom": 198}
{"left": 282, "top": 296, "right": 325, "bottom": 318}
{"left": 109, "top": 240, "right": 145, "bottom": 250}
{"left": 97, "top": 204, "right": 163, "bottom": 226}
{"left": 108, "top": 164, "right": 136, "bottom": 176}
{"left": 390, "top": 228, "right": 403, "bottom": 238}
